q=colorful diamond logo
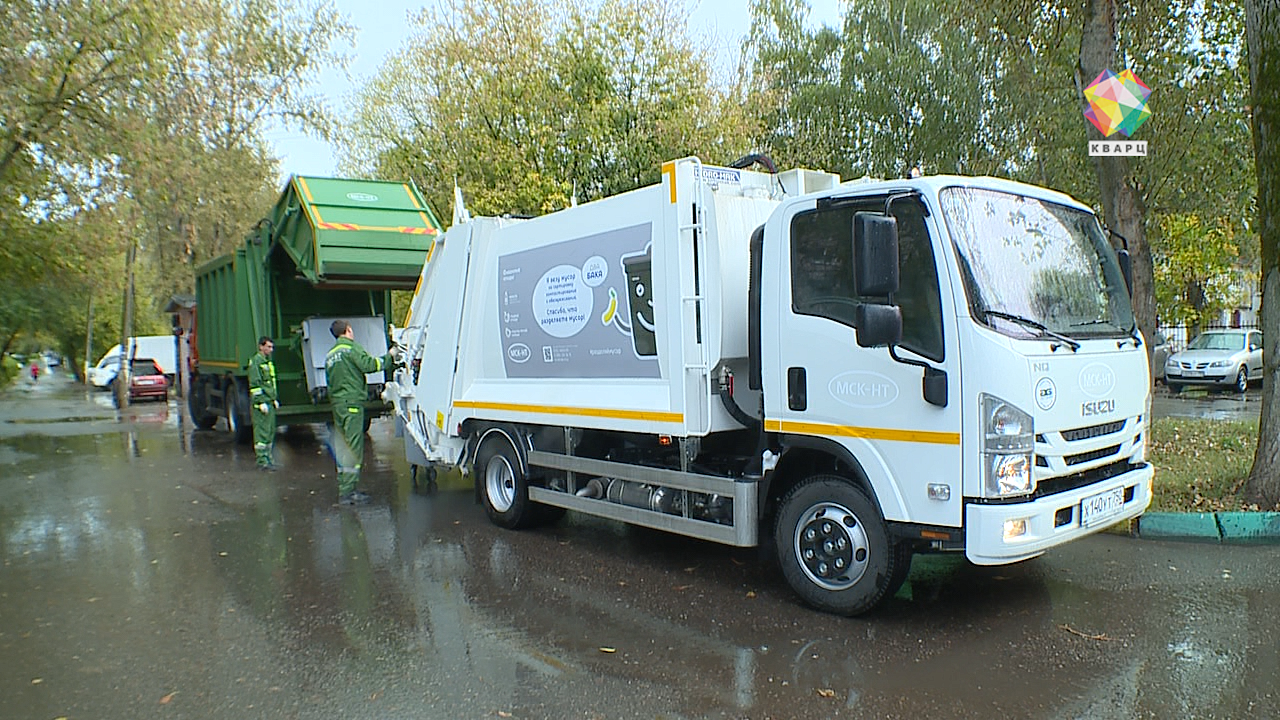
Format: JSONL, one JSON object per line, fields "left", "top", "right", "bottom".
{"left": 1083, "top": 69, "right": 1152, "bottom": 138}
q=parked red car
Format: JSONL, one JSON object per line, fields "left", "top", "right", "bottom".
{"left": 128, "top": 359, "right": 169, "bottom": 402}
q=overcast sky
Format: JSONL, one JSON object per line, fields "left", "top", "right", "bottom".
{"left": 266, "top": 0, "right": 842, "bottom": 180}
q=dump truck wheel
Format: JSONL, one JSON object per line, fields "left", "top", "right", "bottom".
{"left": 476, "top": 436, "right": 540, "bottom": 530}
{"left": 774, "top": 476, "right": 904, "bottom": 616}
{"left": 189, "top": 378, "right": 218, "bottom": 429}
{"left": 225, "top": 380, "right": 252, "bottom": 445}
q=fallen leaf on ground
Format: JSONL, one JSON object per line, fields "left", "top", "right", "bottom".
{"left": 817, "top": 688, "right": 836, "bottom": 698}
{"left": 159, "top": 692, "right": 177, "bottom": 704}
{"left": 1060, "top": 624, "right": 1110, "bottom": 641}
{"left": 599, "top": 647, "right": 617, "bottom": 653}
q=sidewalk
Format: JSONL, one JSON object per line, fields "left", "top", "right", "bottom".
{"left": 1134, "top": 512, "right": 1280, "bottom": 543}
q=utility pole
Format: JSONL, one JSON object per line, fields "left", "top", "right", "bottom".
{"left": 114, "top": 235, "right": 137, "bottom": 408}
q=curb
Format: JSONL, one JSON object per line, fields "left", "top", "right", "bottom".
{"left": 1135, "top": 512, "right": 1280, "bottom": 543}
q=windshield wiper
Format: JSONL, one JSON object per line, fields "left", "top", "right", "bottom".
{"left": 983, "top": 310, "right": 1081, "bottom": 351}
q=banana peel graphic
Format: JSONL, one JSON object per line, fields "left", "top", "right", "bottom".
{"left": 601, "top": 287, "right": 618, "bottom": 324}
{"left": 601, "top": 287, "right": 632, "bottom": 333}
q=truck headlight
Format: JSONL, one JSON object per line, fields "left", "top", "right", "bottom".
{"left": 982, "top": 394, "right": 1034, "bottom": 498}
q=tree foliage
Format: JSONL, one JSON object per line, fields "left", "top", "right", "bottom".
{"left": 0, "top": 0, "right": 352, "bottom": 362}
{"left": 1152, "top": 213, "right": 1243, "bottom": 332}
{"left": 340, "top": 0, "right": 756, "bottom": 218}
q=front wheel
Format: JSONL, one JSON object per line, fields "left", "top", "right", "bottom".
{"left": 189, "top": 378, "right": 219, "bottom": 429}
{"left": 1234, "top": 366, "right": 1248, "bottom": 394}
{"left": 774, "top": 476, "right": 906, "bottom": 616}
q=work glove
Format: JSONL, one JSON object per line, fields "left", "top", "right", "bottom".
{"left": 389, "top": 345, "right": 405, "bottom": 364}
{"left": 273, "top": 400, "right": 279, "bottom": 408}
{"left": 257, "top": 403, "right": 269, "bottom": 414}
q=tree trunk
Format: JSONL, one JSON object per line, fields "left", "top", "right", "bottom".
{"left": 1245, "top": 0, "right": 1280, "bottom": 507}
{"left": 1076, "top": 0, "right": 1157, "bottom": 358}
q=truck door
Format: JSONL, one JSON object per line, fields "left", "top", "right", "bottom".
{"left": 768, "top": 194, "right": 962, "bottom": 528}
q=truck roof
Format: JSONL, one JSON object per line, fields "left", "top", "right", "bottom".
{"left": 832, "top": 174, "right": 1092, "bottom": 213}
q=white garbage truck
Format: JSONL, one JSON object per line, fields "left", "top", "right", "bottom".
{"left": 387, "top": 157, "right": 1153, "bottom": 615}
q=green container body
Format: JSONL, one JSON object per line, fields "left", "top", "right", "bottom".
{"left": 193, "top": 176, "right": 439, "bottom": 426}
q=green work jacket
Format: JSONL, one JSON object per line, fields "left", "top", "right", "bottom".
{"left": 324, "top": 336, "right": 388, "bottom": 405}
{"left": 248, "top": 351, "right": 277, "bottom": 404}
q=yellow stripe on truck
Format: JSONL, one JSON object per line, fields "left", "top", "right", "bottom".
{"left": 455, "top": 399, "right": 683, "bottom": 424}
{"left": 662, "top": 161, "right": 676, "bottom": 204}
{"left": 765, "top": 419, "right": 960, "bottom": 446}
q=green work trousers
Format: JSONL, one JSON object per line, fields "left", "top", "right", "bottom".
{"left": 332, "top": 403, "right": 365, "bottom": 495}
{"left": 252, "top": 403, "right": 276, "bottom": 467}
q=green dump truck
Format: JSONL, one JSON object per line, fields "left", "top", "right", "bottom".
{"left": 189, "top": 176, "right": 439, "bottom": 442}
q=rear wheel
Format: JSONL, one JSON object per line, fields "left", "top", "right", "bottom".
{"left": 225, "top": 380, "right": 252, "bottom": 444}
{"left": 774, "top": 476, "right": 905, "bottom": 616}
{"left": 1168, "top": 382, "right": 1182, "bottom": 394}
{"left": 473, "top": 433, "right": 563, "bottom": 529}
{"left": 1234, "top": 366, "right": 1248, "bottom": 394}
{"left": 476, "top": 436, "right": 538, "bottom": 529}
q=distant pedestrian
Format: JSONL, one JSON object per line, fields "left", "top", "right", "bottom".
{"left": 324, "top": 320, "right": 399, "bottom": 505}
{"left": 248, "top": 336, "right": 278, "bottom": 471}
{"left": 29, "top": 362, "right": 38, "bottom": 381}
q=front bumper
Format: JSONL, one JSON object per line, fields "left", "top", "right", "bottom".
{"left": 1165, "top": 370, "right": 1233, "bottom": 387}
{"left": 965, "top": 463, "right": 1153, "bottom": 565}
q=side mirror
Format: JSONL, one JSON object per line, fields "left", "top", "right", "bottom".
{"left": 855, "top": 304, "right": 903, "bottom": 348}
{"left": 1117, "top": 249, "right": 1133, "bottom": 295}
{"left": 923, "top": 366, "right": 948, "bottom": 407}
{"left": 853, "top": 212, "right": 899, "bottom": 296}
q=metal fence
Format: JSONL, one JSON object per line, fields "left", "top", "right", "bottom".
{"left": 1156, "top": 322, "right": 1260, "bottom": 353}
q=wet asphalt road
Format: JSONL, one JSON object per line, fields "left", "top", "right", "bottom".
{"left": 3, "top": 372, "right": 1279, "bottom": 719}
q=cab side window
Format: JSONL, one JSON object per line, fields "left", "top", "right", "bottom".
{"left": 790, "top": 197, "right": 945, "bottom": 361}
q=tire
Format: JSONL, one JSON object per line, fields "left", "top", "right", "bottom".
{"left": 1234, "top": 366, "right": 1248, "bottom": 394}
{"left": 1168, "top": 383, "right": 1182, "bottom": 394}
{"left": 774, "top": 476, "right": 905, "bottom": 616}
{"left": 475, "top": 434, "right": 543, "bottom": 530}
{"left": 363, "top": 414, "right": 373, "bottom": 434}
{"left": 189, "top": 378, "right": 219, "bottom": 429}
{"left": 225, "top": 380, "right": 252, "bottom": 445}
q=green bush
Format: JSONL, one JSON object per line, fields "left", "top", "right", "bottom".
{"left": 0, "top": 355, "right": 20, "bottom": 386}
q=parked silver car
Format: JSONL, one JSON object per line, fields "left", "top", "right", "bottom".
{"left": 1164, "top": 329, "right": 1263, "bottom": 394}
{"left": 1150, "top": 331, "right": 1169, "bottom": 384}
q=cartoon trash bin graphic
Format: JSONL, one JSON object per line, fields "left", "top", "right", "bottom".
{"left": 623, "top": 250, "right": 657, "bottom": 357}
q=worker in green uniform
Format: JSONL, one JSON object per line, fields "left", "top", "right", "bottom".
{"left": 325, "top": 319, "right": 399, "bottom": 505}
{"left": 248, "top": 336, "right": 278, "bottom": 471}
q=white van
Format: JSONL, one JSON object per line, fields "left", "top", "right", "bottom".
{"left": 88, "top": 336, "right": 178, "bottom": 388}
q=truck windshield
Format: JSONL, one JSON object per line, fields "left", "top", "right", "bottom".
{"left": 939, "top": 187, "right": 1135, "bottom": 340}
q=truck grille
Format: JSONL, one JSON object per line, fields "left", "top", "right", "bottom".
{"left": 1033, "top": 414, "right": 1143, "bottom": 492}
{"left": 1064, "top": 444, "right": 1122, "bottom": 466}
{"left": 1061, "top": 420, "right": 1126, "bottom": 442}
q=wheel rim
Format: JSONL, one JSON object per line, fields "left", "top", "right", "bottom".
{"left": 793, "top": 501, "right": 870, "bottom": 591}
{"left": 227, "top": 394, "right": 239, "bottom": 432}
{"left": 485, "top": 454, "right": 517, "bottom": 512}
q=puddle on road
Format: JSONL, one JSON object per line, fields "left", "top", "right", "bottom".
{"left": 6, "top": 415, "right": 115, "bottom": 425}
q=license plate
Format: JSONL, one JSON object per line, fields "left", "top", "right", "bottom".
{"left": 1185, "top": 370, "right": 1203, "bottom": 377}
{"left": 1080, "top": 487, "right": 1126, "bottom": 527}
